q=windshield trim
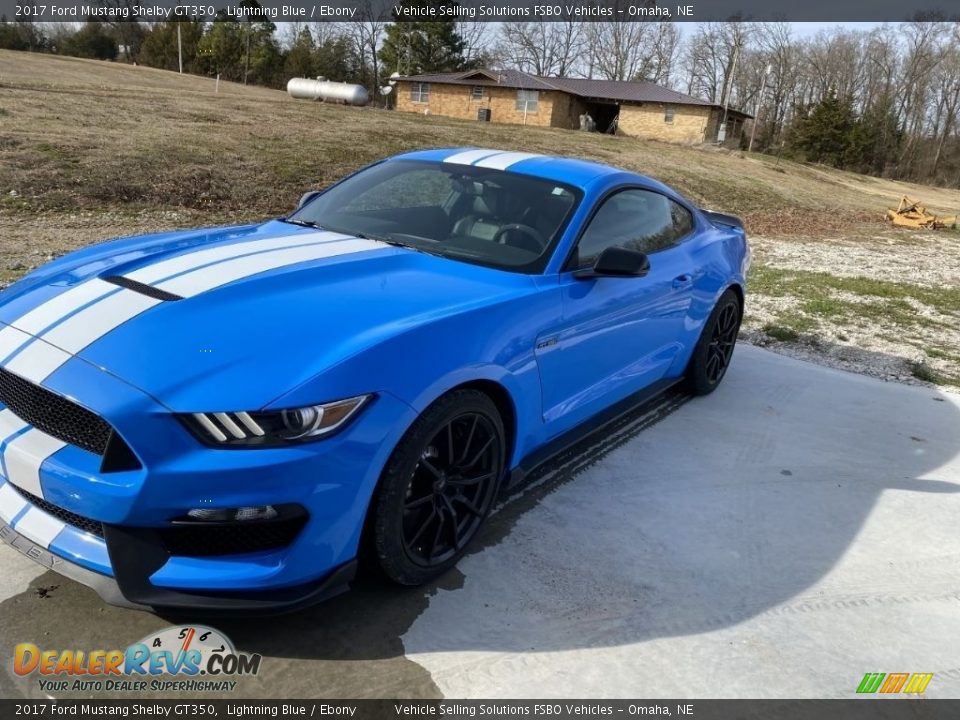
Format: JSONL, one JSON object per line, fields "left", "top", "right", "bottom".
{"left": 288, "top": 159, "right": 583, "bottom": 275}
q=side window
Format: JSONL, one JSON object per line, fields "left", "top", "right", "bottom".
{"left": 572, "top": 189, "right": 694, "bottom": 268}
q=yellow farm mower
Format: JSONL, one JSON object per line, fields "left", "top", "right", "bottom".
{"left": 885, "top": 196, "right": 957, "bottom": 229}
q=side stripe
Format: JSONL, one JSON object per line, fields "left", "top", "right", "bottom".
{"left": 3, "top": 428, "right": 67, "bottom": 497}
{"left": 0, "top": 481, "right": 28, "bottom": 524}
{"left": 443, "top": 149, "right": 502, "bottom": 166}
{"left": 157, "top": 237, "right": 385, "bottom": 298}
{"left": 473, "top": 151, "right": 544, "bottom": 170}
{"left": 13, "top": 506, "right": 66, "bottom": 549}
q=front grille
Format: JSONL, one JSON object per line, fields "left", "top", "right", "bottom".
{"left": 10, "top": 485, "right": 105, "bottom": 538}
{"left": 0, "top": 367, "right": 114, "bottom": 456}
{"left": 159, "top": 516, "right": 307, "bottom": 557}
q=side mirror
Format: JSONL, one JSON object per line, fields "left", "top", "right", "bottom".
{"left": 574, "top": 246, "right": 650, "bottom": 279}
{"left": 297, "top": 190, "right": 321, "bottom": 210}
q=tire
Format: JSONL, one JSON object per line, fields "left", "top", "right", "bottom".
{"left": 372, "top": 389, "right": 505, "bottom": 585}
{"left": 685, "top": 288, "right": 741, "bottom": 396}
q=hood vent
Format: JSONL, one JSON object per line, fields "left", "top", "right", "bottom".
{"left": 102, "top": 275, "right": 183, "bottom": 301}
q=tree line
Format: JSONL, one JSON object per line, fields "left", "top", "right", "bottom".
{"left": 2, "top": 5, "right": 959, "bottom": 187}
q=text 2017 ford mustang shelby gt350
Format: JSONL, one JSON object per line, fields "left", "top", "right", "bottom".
{"left": 0, "top": 148, "right": 748, "bottom": 611}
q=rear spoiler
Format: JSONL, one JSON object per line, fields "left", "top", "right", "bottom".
{"left": 702, "top": 209, "right": 745, "bottom": 233}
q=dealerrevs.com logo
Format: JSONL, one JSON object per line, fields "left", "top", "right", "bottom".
{"left": 13, "top": 625, "right": 261, "bottom": 693}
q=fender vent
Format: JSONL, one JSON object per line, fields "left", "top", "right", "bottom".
{"left": 102, "top": 276, "right": 183, "bottom": 301}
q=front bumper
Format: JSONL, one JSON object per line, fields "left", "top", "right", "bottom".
{"left": 0, "top": 359, "right": 417, "bottom": 610}
{"left": 0, "top": 513, "right": 357, "bottom": 611}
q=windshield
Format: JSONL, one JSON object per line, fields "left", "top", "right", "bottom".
{"left": 288, "top": 160, "right": 580, "bottom": 273}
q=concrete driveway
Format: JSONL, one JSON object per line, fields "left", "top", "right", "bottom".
{"left": 1, "top": 345, "right": 959, "bottom": 699}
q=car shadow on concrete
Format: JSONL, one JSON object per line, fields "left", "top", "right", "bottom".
{"left": 1, "top": 345, "right": 959, "bottom": 699}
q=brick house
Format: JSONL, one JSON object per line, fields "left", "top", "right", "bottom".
{"left": 395, "top": 68, "right": 751, "bottom": 145}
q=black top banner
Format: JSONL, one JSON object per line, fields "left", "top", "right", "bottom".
{"left": 2, "top": 0, "right": 958, "bottom": 23}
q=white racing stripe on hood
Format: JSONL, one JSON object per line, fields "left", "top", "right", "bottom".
{"left": 156, "top": 237, "right": 384, "bottom": 297}
{"left": 3, "top": 235, "right": 388, "bottom": 386}
{"left": 126, "top": 231, "right": 350, "bottom": 285}
{"left": 0, "top": 232, "right": 356, "bottom": 382}
{"left": 443, "top": 149, "right": 502, "bottom": 166}
{"left": 472, "top": 151, "right": 545, "bottom": 170}
{"left": 4, "top": 287, "right": 159, "bottom": 382}
{"left": 0, "top": 325, "right": 38, "bottom": 365}
{"left": 0, "top": 281, "right": 118, "bottom": 360}
{"left": 0, "top": 232, "right": 345, "bottom": 365}
{"left": 3, "top": 428, "right": 67, "bottom": 498}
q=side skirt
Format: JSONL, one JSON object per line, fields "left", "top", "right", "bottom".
{"left": 504, "top": 376, "right": 682, "bottom": 491}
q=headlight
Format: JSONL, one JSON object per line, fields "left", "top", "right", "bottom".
{"left": 180, "top": 395, "right": 373, "bottom": 447}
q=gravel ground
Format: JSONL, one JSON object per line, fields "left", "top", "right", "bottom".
{"left": 743, "top": 227, "right": 960, "bottom": 391}
{"left": 750, "top": 228, "right": 960, "bottom": 288}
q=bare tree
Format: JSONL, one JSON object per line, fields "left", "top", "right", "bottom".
{"left": 457, "top": 21, "right": 493, "bottom": 67}
{"left": 343, "top": 2, "right": 387, "bottom": 97}
{"left": 584, "top": 15, "right": 654, "bottom": 81}
{"left": 496, "top": 20, "right": 585, "bottom": 77}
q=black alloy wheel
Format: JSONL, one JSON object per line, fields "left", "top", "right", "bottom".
{"left": 402, "top": 412, "right": 500, "bottom": 566}
{"left": 685, "top": 289, "right": 741, "bottom": 396}
{"left": 706, "top": 302, "right": 739, "bottom": 384}
{"left": 372, "top": 390, "right": 505, "bottom": 585}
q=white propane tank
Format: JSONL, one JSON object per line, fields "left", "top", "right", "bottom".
{"left": 286, "top": 77, "right": 369, "bottom": 106}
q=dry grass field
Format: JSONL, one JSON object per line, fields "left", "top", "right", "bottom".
{"left": 1, "top": 50, "right": 959, "bottom": 386}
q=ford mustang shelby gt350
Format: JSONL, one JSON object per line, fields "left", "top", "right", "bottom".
{"left": 0, "top": 148, "right": 748, "bottom": 610}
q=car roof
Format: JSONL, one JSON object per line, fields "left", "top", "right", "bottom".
{"left": 390, "top": 147, "right": 634, "bottom": 190}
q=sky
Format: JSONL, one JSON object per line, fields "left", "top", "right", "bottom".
{"left": 677, "top": 21, "right": 886, "bottom": 39}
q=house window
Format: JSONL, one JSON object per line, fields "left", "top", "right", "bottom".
{"left": 516, "top": 90, "right": 539, "bottom": 113}
{"left": 410, "top": 82, "right": 430, "bottom": 103}
{"left": 471, "top": 86, "right": 485, "bottom": 101}
{"left": 664, "top": 105, "right": 675, "bottom": 123}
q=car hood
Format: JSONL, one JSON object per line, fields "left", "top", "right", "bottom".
{"left": 0, "top": 220, "right": 534, "bottom": 411}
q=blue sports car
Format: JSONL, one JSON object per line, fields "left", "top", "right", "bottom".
{"left": 0, "top": 148, "right": 748, "bottom": 611}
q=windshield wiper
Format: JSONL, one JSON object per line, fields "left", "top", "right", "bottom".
{"left": 280, "top": 218, "right": 324, "bottom": 229}
{"left": 352, "top": 231, "right": 426, "bottom": 253}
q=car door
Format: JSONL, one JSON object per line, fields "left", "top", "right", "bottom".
{"left": 535, "top": 187, "right": 699, "bottom": 431}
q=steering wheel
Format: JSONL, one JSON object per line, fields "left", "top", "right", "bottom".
{"left": 493, "top": 223, "right": 546, "bottom": 253}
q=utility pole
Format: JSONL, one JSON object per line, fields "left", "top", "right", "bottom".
{"left": 243, "top": 20, "right": 251, "bottom": 85}
{"left": 748, "top": 63, "right": 772, "bottom": 153}
{"left": 176, "top": 18, "right": 183, "bottom": 73}
{"left": 719, "top": 38, "right": 741, "bottom": 145}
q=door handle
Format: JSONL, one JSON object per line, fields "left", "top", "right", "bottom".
{"left": 672, "top": 274, "right": 694, "bottom": 289}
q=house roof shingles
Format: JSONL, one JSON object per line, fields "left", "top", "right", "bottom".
{"left": 399, "top": 68, "right": 752, "bottom": 118}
